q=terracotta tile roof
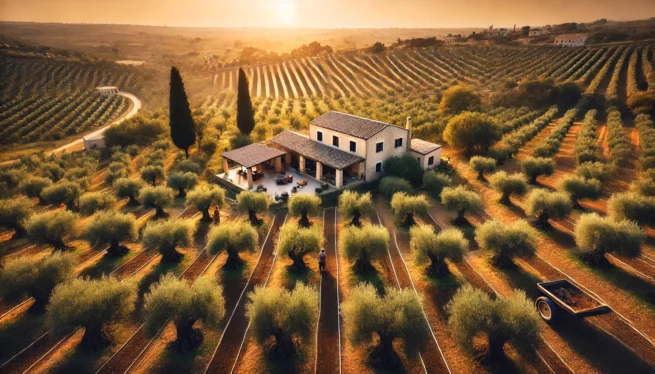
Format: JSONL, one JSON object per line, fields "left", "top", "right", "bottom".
{"left": 310, "top": 111, "right": 406, "bottom": 139}
{"left": 270, "top": 131, "right": 364, "bottom": 169}
{"left": 410, "top": 139, "right": 441, "bottom": 155}
{"left": 221, "top": 143, "right": 286, "bottom": 168}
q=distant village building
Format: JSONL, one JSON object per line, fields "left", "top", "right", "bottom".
{"left": 554, "top": 34, "right": 588, "bottom": 47}
{"left": 96, "top": 86, "right": 119, "bottom": 96}
{"left": 484, "top": 26, "right": 510, "bottom": 38}
{"left": 83, "top": 133, "right": 106, "bottom": 151}
{"left": 529, "top": 29, "right": 544, "bottom": 37}
{"left": 444, "top": 35, "right": 464, "bottom": 44}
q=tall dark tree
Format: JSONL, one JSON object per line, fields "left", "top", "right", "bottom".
{"left": 169, "top": 67, "right": 196, "bottom": 158}
{"left": 236, "top": 68, "right": 255, "bottom": 136}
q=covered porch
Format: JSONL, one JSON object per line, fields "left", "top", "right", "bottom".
{"left": 220, "top": 143, "right": 286, "bottom": 190}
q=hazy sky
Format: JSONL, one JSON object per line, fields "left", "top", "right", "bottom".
{"left": 2, "top": 0, "right": 655, "bottom": 28}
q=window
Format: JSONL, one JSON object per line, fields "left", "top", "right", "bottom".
{"left": 317, "top": 131, "right": 323, "bottom": 142}
{"left": 428, "top": 156, "right": 435, "bottom": 166}
{"left": 375, "top": 162, "right": 383, "bottom": 173}
{"left": 350, "top": 140, "right": 357, "bottom": 153}
{"left": 376, "top": 142, "right": 384, "bottom": 153}
{"left": 333, "top": 135, "right": 339, "bottom": 147}
{"left": 417, "top": 157, "right": 421, "bottom": 164}
{"left": 394, "top": 138, "right": 403, "bottom": 148}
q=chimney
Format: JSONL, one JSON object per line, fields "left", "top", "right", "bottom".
{"left": 406, "top": 117, "right": 412, "bottom": 148}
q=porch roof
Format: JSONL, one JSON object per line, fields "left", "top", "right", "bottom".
{"left": 221, "top": 143, "right": 286, "bottom": 168}
{"left": 270, "top": 130, "right": 364, "bottom": 169}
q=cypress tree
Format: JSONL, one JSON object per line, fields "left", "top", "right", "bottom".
{"left": 169, "top": 67, "right": 196, "bottom": 158}
{"left": 236, "top": 68, "right": 255, "bottom": 136}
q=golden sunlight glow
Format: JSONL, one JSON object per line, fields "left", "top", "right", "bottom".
{"left": 271, "top": 0, "right": 297, "bottom": 27}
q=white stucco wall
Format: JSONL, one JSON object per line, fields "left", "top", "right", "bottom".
{"left": 364, "top": 126, "right": 409, "bottom": 181}
{"left": 84, "top": 137, "right": 106, "bottom": 151}
{"left": 309, "top": 124, "right": 367, "bottom": 158}
{"left": 409, "top": 148, "right": 442, "bottom": 170}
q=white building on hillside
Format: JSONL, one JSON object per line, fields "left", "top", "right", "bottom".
{"left": 96, "top": 86, "right": 119, "bottom": 96}
{"left": 554, "top": 34, "right": 588, "bottom": 47}
{"left": 83, "top": 133, "right": 106, "bottom": 151}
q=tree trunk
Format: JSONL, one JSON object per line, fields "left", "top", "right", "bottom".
{"left": 571, "top": 197, "right": 581, "bottom": 209}
{"left": 369, "top": 332, "right": 399, "bottom": 367}
{"left": 402, "top": 213, "right": 415, "bottom": 227}
{"left": 248, "top": 210, "right": 261, "bottom": 225}
{"left": 174, "top": 319, "right": 203, "bottom": 352}
{"left": 287, "top": 247, "right": 307, "bottom": 273}
{"left": 535, "top": 212, "right": 551, "bottom": 230}
{"left": 529, "top": 175, "right": 538, "bottom": 184}
{"left": 161, "top": 245, "right": 183, "bottom": 263}
{"left": 353, "top": 253, "right": 374, "bottom": 274}
{"left": 201, "top": 208, "right": 211, "bottom": 222}
{"left": 224, "top": 249, "right": 244, "bottom": 269}
{"left": 491, "top": 253, "right": 514, "bottom": 268}
{"left": 581, "top": 249, "right": 609, "bottom": 267}
{"left": 269, "top": 329, "right": 295, "bottom": 360}
{"left": 299, "top": 209, "right": 311, "bottom": 228}
{"left": 177, "top": 188, "right": 186, "bottom": 198}
{"left": 12, "top": 225, "right": 27, "bottom": 239}
{"left": 485, "top": 335, "right": 508, "bottom": 365}
{"left": 185, "top": 148, "right": 190, "bottom": 159}
{"left": 128, "top": 195, "right": 140, "bottom": 205}
{"left": 151, "top": 178, "right": 157, "bottom": 187}
{"left": 499, "top": 193, "right": 511, "bottom": 205}
{"left": 81, "top": 323, "right": 110, "bottom": 351}
{"left": 155, "top": 205, "right": 169, "bottom": 219}
{"left": 350, "top": 210, "right": 362, "bottom": 227}
{"left": 453, "top": 209, "right": 468, "bottom": 225}
{"left": 477, "top": 171, "right": 485, "bottom": 181}
{"left": 426, "top": 253, "right": 449, "bottom": 277}
{"left": 29, "top": 292, "right": 48, "bottom": 314}
{"left": 108, "top": 240, "right": 130, "bottom": 256}
{"left": 50, "top": 238, "right": 72, "bottom": 251}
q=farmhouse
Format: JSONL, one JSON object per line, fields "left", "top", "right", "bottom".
{"left": 554, "top": 34, "right": 588, "bottom": 47}
{"left": 83, "top": 132, "right": 106, "bottom": 151}
{"left": 218, "top": 111, "right": 441, "bottom": 194}
{"left": 96, "top": 86, "right": 119, "bottom": 96}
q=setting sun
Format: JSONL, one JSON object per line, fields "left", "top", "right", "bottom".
{"left": 271, "top": 0, "right": 297, "bottom": 27}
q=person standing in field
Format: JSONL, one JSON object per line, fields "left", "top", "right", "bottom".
{"left": 318, "top": 249, "right": 326, "bottom": 272}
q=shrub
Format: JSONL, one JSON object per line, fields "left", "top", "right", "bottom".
{"left": 390, "top": 192, "right": 429, "bottom": 227}
{"left": 338, "top": 190, "right": 374, "bottom": 227}
{"left": 443, "top": 112, "right": 500, "bottom": 156}
{"left": 288, "top": 194, "right": 322, "bottom": 227}
{"left": 469, "top": 156, "right": 497, "bottom": 180}
{"left": 177, "top": 159, "right": 202, "bottom": 175}
{"left": 488, "top": 171, "right": 528, "bottom": 204}
{"left": 423, "top": 170, "right": 452, "bottom": 197}
{"left": 185, "top": 184, "right": 225, "bottom": 222}
{"left": 113, "top": 178, "right": 145, "bottom": 205}
{"left": 441, "top": 186, "right": 483, "bottom": 224}
{"left": 27, "top": 210, "right": 78, "bottom": 250}
{"left": 104, "top": 114, "right": 167, "bottom": 147}
{"left": 79, "top": 192, "right": 116, "bottom": 215}
{"left": 139, "top": 186, "right": 175, "bottom": 218}
{"left": 86, "top": 210, "right": 138, "bottom": 256}
{"left": 166, "top": 172, "right": 198, "bottom": 198}
{"left": 236, "top": 191, "right": 270, "bottom": 225}
{"left": 382, "top": 155, "right": 424, "bottom": 187}
{"left": 126, "top": 145, "right": 141, "bottom": 157}
{"left": 277, "top": 223, "right": 323, "bottom": 273}
{"left": 207, "top": 220, "right": 258, "bottom": 269}
{"left": 246, "top": 283, "right": 318, "bottom": 360}
{"left": 40, "top": 181, "right": 81, "bottom": 210}
{"left": 557, "top": 175, "right": 601, "bottom": 209}
{"left": 39, "top": 163, "right": 64, "bottom": 182}
{"left": 19, "top": 175, "right": 52, "bottom": 202}
{"left": 144, "top": 274, "right": 225, "bottom": 352}
{"left": 0, "top": 252, "right": 74, "bottom": 313}
{"left": 200, "top": 138, "right": 218, "bottom": 155}
{"left": 576, "top": 162, "right": 610, "bottom": 183}
{"left": 104, "top": 162, "right": 129, "bottom": 185}
{"left": 0, "top": 196, "right": 34, "bottom": 237}
{"left": 340, "top": 224, "right": 389, "bottom": 273}
{"left": 575, "top": 213, "right": 644, "bottom": 265}
{"left": 47, "top": 276, "right": 137, "bottom": 351}
{"left": 525, "top": 189, "right": 572, "bottom": 229}
{"left": 632, "top": 177, "right": 655, "bottom": 197}
{"left": 608, "top": 192, "right": 655, "bottom": 227}
{"left": 520, "top": 157, "right": 555, "bottom": 184}
{"left": 142, "top": 219, "right": 194, "bottom": 263}
{"left": 152, "top": 139, "right": 170, "bottom": 150}
{"left": 342, "top": 283, "right": 428, "bottom": 367}
{"left": 447, "top": 285, "right": 539, "bottom": 364}
{"left": 379, "top": 176, "right": 413, "bottom": 199}
{"left": 141, "top": 165, "right": 165, "bottom": 187}
{"left": 410, "top": 225, "right": 468, "bottom": 277}
{"left": 439, "top": 85, "right": 481, "bottom": 114}
{"left": 475, "top": 220, "right": 538, "bottom": 267}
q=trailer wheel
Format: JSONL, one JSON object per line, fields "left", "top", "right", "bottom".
{"left": 536, "top": 296, "right": 556, "bottom": 321}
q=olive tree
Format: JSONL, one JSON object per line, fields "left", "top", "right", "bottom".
{"left": 166, "top": 171, "right": 198, "bottom": 198}
{"left": 447, "top": 285, "right": 539, "bottom": 364}
{"left": 342, "top": 283, "right": 428, "bottom": 367}
{"left": 104, "top": 162, "right": 128, "bottom": 185}
{"left": 340, "top": 224, "right": 389, "bottom": 273}
{"left": 557, "top": 175, "right": 601, "bottom": 209}
{"left": 236, "top": 191, "right": 270, "bottom": 225}
{"left": 40, "top": 163, "right": 64, "bottom": 182}
{"left": 86, "top": 210, "right": 138, "bottom": 256}
{"left": 207, "top": 220, "right": 258, "bottom": 269}
{"left": 40, "top": 181, "right": 81, "bottom": 210}
{"left": 185, "top": 184, "right": 226, "bottom": 222}
{"left": 575, "top": 213, "right": 644, "bottom": 265}
{"left": 144, "top": 274, "right": 225, "bottom": 352}
{"left": 139, "top": 186, "right": 175, "bottom": 218}
{"left": 338, "top": 190, "right": 374, "bottom": 227}
{"left": 488, "top": 171, "right": 527, "bottom": 204}
{"left": 142, "top": 219, "right": 194, "bottom": 263}
{"left": 288, "top": 194, "right": 322, "bottom": 228}
{"left": 443, "top": 112, "right": 500, "bottom": 156}
{"left": 608, "top": 192, "right": 655, "bottom": 227}
{"left": 246, "top": 283, "right": 318, "bottom": 359}
{"left": 379, "top": 176, "right": 413, "bottom": 199}
{"left": 47, "top": 276, "right": 137, "bottom": 351}
{"left": 475, "top": 220, "right": 538, "bottom": 267}
{"left": 525, "top": 189, "right": 572, "bottom": 229}
{"left": 0, "top": 196, "right": 34, "bottom": 237}
{"left": 469, "top": 156, "right": 497, "bottom": 181}
{"left": 113, "top": 177, "right": 145, "bottom": 205}
{"left": 521, "top": 157, "right": 555, "bottom": 184}
{"left": 632, "top": 177, "right": 655, "bottom": 197}
{"left": 423, "top": 170, "right": 452, "bottom": 198}
{"left": 0, "top": 252, "right": 74, "bottom": 313}
{"left": 141, "top": 165, "right": 165, "bottom": 186}
{"left": 19, "top": 175, "right": 52, "bottom": 203}
{"left": 1, "top": 168, "right": 28, "bottom": 188}
{"left": 277, "top": 223, "right": 323, "bottom": 273}
{"left": 390, "top": 192, "right": 429, "bottom": 227}
{"left": 576, "top": 162, "right": 610, "bottom": 183}
{"left": 410, "top": 225, "right": 468, "bottom": 277}
{"left": 27, "top": 210, "right": 78, "bottom": 250}
{"left": 79, "top": 192, "right": 116, "bottom": 216}
{"left": 441, "top": 186, "right": 483, "bottom": 225}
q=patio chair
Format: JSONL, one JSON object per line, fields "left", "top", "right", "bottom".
{"left": 276, "top": 176, "right": 285, "bottom": 185}
{"left": 297, "top": 180, "right": 308, "bottom": 187}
